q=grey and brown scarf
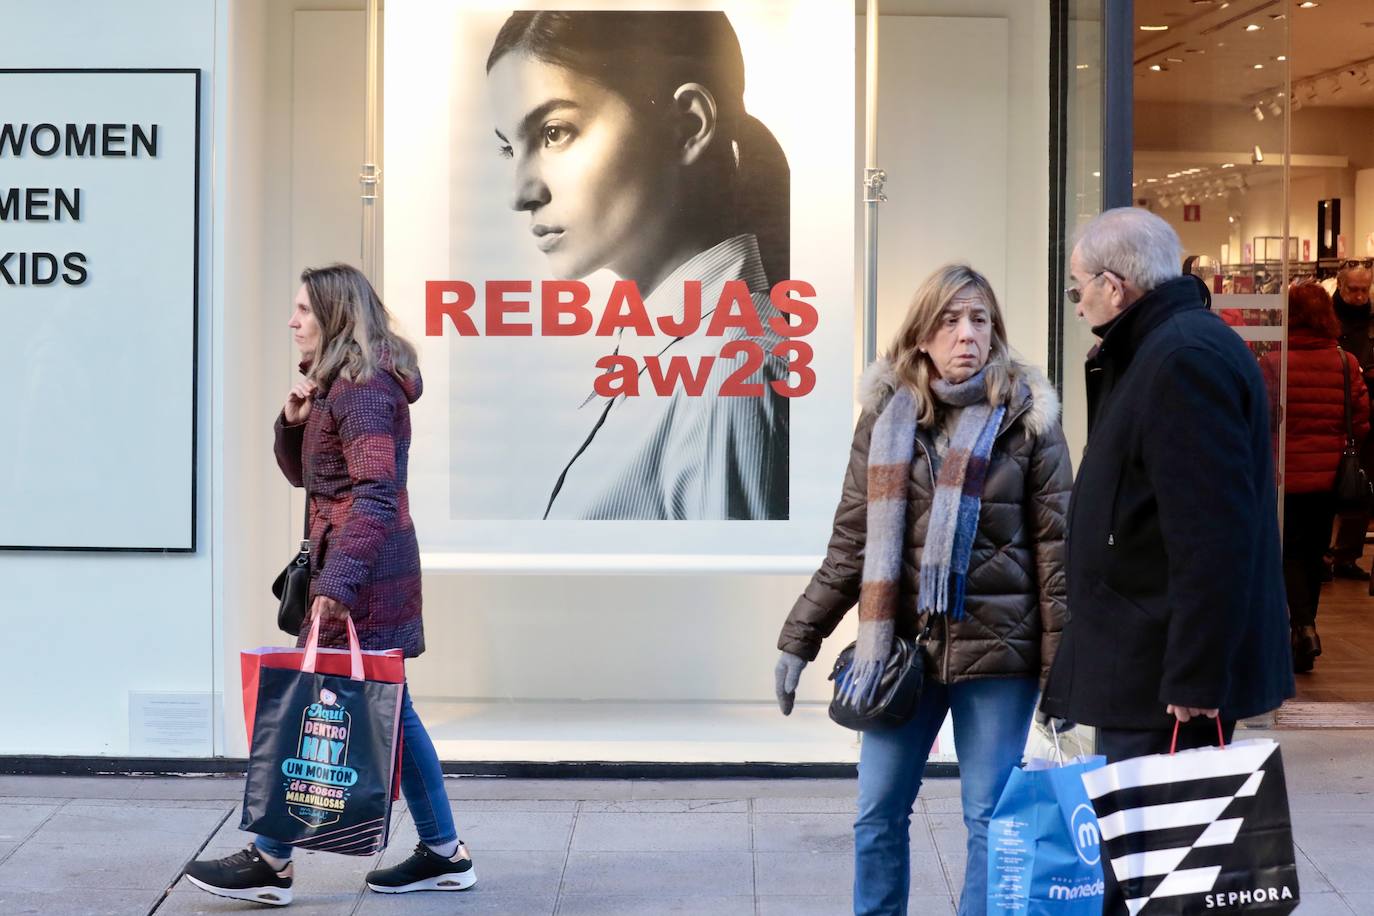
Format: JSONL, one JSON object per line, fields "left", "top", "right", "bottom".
{"left": 836, "top": 369, "right": 1006, "bottom": 707}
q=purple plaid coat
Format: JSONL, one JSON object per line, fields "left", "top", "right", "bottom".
{"left": 274, "top": 356, "right": 425, "bottom": 657}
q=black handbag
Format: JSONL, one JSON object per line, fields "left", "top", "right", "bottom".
{"left": 1334, "top": 347, "right": 1372, "bottom": 513}
{"left": 271, "top": 498, "right": 311, "bottom": 637}
{"left": 826, "top": 627, "right": 927, "bottom": 731}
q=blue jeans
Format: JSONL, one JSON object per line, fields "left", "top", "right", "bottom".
{"left": 853, "top": 676, "right": 1038, "bottom": 916}
{"left": 255, "top": 684, "right": 457, "bottom": 860}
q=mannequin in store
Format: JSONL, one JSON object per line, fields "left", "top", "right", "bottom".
{"left": 1329, "top": 263, "right": 1374, "bottom": 579}
{"left": 183, "top": 265, "right": 476, "bottom": 905}
{"left": 1260, "top": 282, "right": 1369, "bottom": 672}
{"left": 485, "top": 10, "right": 791, "bottom": 520}
{"left": 774, "top": 264, "right": 1072, "bottom": 916}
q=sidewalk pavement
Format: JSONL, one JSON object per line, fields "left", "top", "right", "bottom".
{"left": 0, "top": 728, "right": 1368, "bottom": 915}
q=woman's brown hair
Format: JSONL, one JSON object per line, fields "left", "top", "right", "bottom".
{"left": 299, "top": 263, "right": 419, "bottom": 387}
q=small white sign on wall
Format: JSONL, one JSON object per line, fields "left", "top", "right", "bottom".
{"left": 0, "top": 69, "right": 200, "bottom": 550}
{"left": 129, "top": 691, "right": 213, "bottom": 757}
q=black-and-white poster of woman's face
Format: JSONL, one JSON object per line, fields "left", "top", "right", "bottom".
{"left": 487, "top": 54, "right": 682, "bottom": 283}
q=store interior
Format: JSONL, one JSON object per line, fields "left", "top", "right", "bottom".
{"left": 1131, "top": 0, "right": 1374, "bottom": 719}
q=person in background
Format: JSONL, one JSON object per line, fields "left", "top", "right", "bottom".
{"left": 1262, "top": 282, "right": 1369, "bottom": 672}
{"left": 1330, "top": 263, "right": 1374, "bottom": 579}
{"left": 183, "top": 265, "right": 475, "bottom": 906}
{"left": 774, "top": 264, "right": 1071, "bottom": 916}
{"left": 1039, "top": 208, "right": 1294, "bottom": 915}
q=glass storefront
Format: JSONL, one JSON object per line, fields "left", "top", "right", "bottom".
{"left": 5, "top": 0, "right": 1368, "bottom": 765}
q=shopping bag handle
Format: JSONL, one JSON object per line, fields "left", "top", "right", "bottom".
{"left": 1169, "top": 716, "right": 1225, "bottom": 755}
{"left": 301, "top": 613, "right": 365, "bottom": 681}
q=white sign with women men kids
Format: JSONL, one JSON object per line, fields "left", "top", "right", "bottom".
{"left": 385, "top": 0, "right": 854, "bottom": 566}
{"left": 0, "top": 69, "right": 199, "bottom": 551}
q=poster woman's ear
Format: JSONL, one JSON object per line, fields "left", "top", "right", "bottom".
{"left": 671, "top": 82, "right": 720, "bottom": 167}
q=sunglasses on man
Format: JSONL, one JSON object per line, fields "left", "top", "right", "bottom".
{"left": 1065, "top": 270, "right": 1118, "bottom": 304}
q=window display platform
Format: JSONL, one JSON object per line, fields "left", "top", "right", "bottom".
{"left": 417, "top": 699, "right": 862, "bottom": 764}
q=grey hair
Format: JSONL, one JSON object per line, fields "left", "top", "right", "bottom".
{"left": 1073, "top": 207, "right": 1182, "bottom": 293}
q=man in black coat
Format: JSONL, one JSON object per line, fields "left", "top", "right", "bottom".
{"left": 1330, "top": 263, "right": 1374, "bottom": 579}
{"left": 1041, "top": 206, "right": 1293, "bottom": 745}
{"left": 1041, "top": 208, "right": 1294, "bottom": 913}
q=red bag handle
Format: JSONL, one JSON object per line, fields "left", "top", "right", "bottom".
{"left": 301, "top": 613, "right": 365, "bottom": 681}
{"left": 1169, "top": 716, "right": 1226, "bottom": 755}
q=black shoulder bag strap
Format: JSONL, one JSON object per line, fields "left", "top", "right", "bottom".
{"left": 1339, "top": 345, "right": 1357, "bottom": 451}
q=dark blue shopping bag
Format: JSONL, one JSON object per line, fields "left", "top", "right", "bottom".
{"left": 240, "top": 616, "right": 402, "bottom": 856}
{"left": 988, "top": 747, "right": 1107, "bottom": 914}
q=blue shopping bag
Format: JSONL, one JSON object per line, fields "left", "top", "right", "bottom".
{"left": 988, "top": 747, "right": 1107, "bottom": 914}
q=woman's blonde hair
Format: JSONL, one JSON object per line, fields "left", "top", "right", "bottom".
{"left": 299, "top": 263, "right": 419, "bottom": 388}
{"left": 886, "top": 263, "right": 1015, "bottom": 427}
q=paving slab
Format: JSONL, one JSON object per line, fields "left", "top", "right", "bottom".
{"left": 159, "top": 885, "right": 361, "bottom": 915}
{"left": 0, "top": 776, "right": 139, "bottom": 799}
{"left": 459, "top": 810, "right": 575, "bottom": 852}
{"left": 752, "top": 813, "right": 855, "bottom": 853}
{"left": 559, "top": 851, "right": 754, "bottom": 897}
{"left": 1289, "top": 892, "right": 1358, "bottom": 915}
{"left": 578, "top": 798, "right": 747, "bottom": 813}
{"left": 556, "top": 894, "right": 754, "bottom": 915}
{"left": 0, "top": 839, "right": 188, "bottom": 892}
{"left": 0, "top": 888, "right": 158, "bottom": 916}
{"left": 30, "top": 803, "right": 227, "bottom": 844}
{"left": 753, "top": 795, "right": 855, "bottom": 814}
{"left": 130, "top": 777, "right": 246, "bottom": 802}
{"left": 758, "top": 894, "right": 955, "bottom": 915}
{"left": 571, "top": 812, "right": 751, "bottom": 852}
{"left": 1291, "top": 812, "right": 1374, "bottom": 894}
{"left": 451, "top": 798, "right": 579, "bottom": 813}
{"left": 626, "top": 778, "right": 858, "bottom": 800}
{"left": 444, "top": 778, "right": 633, "bottom": 800}
{"left": 357, "top": 890, "right": 554, "bottom": 916}
{"left": 0, "top": 804, "right": 62, "bottom": 844}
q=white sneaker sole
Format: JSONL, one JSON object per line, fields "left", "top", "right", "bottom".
{"left": 367, "top": 869, "right": 477, "bottom": 893}
{"left": 185, "top": 874, "right": 294, "bottom": 907}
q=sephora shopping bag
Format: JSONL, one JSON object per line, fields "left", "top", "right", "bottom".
{"left": 988, "top": 739, "right": 1107, "bottom": 914}
{"left": 1081, "top": 722, "right": 1298, "bottom": 915}
{"left": 240, "top": 617, "right": 403, "bottom": 855}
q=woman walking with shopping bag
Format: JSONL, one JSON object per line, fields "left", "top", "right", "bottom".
{"left": 773, "top": 264, "right": 1073, "bottom": 916}
{"left": 184, "top": 264, "right": 475, "bottom": 906}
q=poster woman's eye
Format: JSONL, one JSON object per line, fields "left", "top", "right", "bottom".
{"left": 542, "top": 122, "right": 576, "bottom": 148}
{"left": 497, "top": 143, "right": 513, "bottom": 160}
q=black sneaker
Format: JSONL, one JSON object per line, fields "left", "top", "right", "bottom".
{"left": 1333, "top": 561, "right": 1370, "bottom": 581}
{"left": 183, "top": 845, "right": 294, "bottom": 907}
{"left": 365, "top": 842, "right": 476, "bottom": 893}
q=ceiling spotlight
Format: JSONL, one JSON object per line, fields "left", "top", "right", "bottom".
{"left": 1167, "top": 57, "right": 1184, "bottom": 63}
{"left": 1253, "top": 63, "right": 1265, "bottom": 70}
{"left": 1221, "top": 163, "right": 1235, "bottom": 169}
{"left": 1140, "top": 25, "right": 1170, "bottom": 32}
{"left": 1244, "top": 23, "right": 1262, "bottom": 32}
{"left": 1149, "top": 64, "right": 1164, "bottom": 72}
{"left": 1299, "top": 1, "right": 1319, "bottom": 7}
{"left": 1276, "top": 55, "right": 1287, "bottom": 62}
{"left": 1269, "top": 99, "right": 1284, "bottom": 117}
{"left": 1076, "top": 63, "right": 1090, "bottom": 70}
{"left": 1252, "top": 104, "right": 1265, "bottom": 121}
{"left": 1252, "top": 145, "right": 1264, "bottom": 164}
{"left": 1229, "top": 215, "right": 1237, "bottom": 224}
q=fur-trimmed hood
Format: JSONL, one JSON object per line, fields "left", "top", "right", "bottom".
{"left": 858, "top": 355, "right": 1061, "bottom": 438}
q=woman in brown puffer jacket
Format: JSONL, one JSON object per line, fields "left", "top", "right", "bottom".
{"left": 773, "top": 264, "right": 1072, "bottom": 916}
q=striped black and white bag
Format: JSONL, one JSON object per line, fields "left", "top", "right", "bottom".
{"left": 1080, "top": 729, "right": 1299, "bottom": 915}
